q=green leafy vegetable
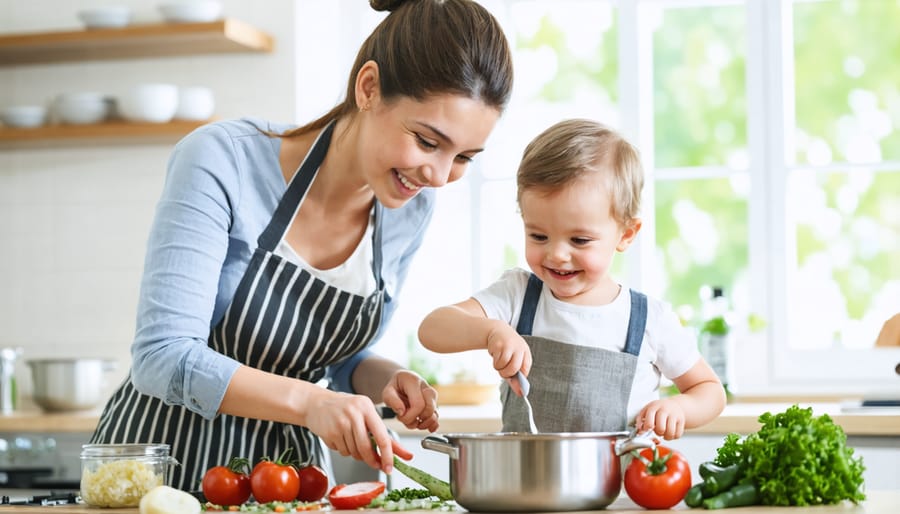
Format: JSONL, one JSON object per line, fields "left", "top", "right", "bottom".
{"left": 713, "top": 404, "right": 866, "bottom": 506}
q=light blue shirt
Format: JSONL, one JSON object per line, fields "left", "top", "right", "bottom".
{"left": 130, "top": 118, "right": 434, "bottom": 420}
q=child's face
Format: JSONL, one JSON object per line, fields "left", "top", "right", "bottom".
{"left": 520, "top": 173, "right": 636, "bottom": 305}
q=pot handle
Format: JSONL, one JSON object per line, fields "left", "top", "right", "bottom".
{"left": 421, "top": 435, "right": 459, "bottom": 460}
{"left": 614, "top": 429, "right": 656, "bottom": 456}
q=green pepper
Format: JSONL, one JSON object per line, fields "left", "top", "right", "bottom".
{"left": 699, "top": 462, "right": 742, "bottom": 496}
{"left": 684, "top": 483, "right": 706, "bottom": 508}
{"left": 702, "top": 483, "right": 760, "bottom": 510}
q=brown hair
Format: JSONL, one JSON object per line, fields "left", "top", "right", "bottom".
{"left": 283, "top": 0, "right": 513, "bottom": 137}
{"left": 516, "top": 119, "right": 644, "bottom": 227}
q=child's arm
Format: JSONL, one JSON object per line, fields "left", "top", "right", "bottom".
{"left": 418, "top": 298, "right": 533, "bottom": 385}
{"left": 634, "top": 358, "right": 726, "bottom": 440}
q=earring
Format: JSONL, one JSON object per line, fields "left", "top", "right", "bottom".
{"left": 359, "top": 102, "right": 370, "bottom": 113}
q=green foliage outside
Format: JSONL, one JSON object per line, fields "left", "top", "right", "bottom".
{"left": 512, "top": 1, "right": 898, "bottom": 344}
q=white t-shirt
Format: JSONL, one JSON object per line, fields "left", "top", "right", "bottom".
{"left": 275, "top": 212, "right": 376, "bottom": 297}
{"left": 473, "top": 268, "right": 700, "bottom": 422}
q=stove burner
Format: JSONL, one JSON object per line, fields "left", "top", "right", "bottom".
{"left": 0, "top": 492, "right": 80, "bottom": 506}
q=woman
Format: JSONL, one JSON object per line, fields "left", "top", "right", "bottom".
{"left": 90, "top": 0, "right": 513, "bottom": 490}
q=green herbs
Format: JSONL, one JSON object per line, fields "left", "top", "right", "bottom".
{"left": 385, "top": 488, "right": 433, "bottom": 502}
{"left": 713, "top": 404, "right": 866, "bottom": 506}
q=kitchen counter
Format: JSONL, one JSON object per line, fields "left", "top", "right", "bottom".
{"left": 0, "top": 491, "right": 895, "bottom": 513}
{"left": 1, "top": 400, "right": 897, "bottom": 436}
{"left": 384, "top": 401, "right": 900, "bottom": 437}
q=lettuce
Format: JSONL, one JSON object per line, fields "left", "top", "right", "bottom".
{"left": 713, "top": 404, "right": 866, "bottom": 506}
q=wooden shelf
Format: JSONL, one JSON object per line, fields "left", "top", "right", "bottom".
{"left": 0, "top": 119, "right": 213, "bottom": 149}
{"left": 0, "top": 18, "right": 274, "bottom": 66}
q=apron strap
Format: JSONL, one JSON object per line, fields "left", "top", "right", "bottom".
{"left": 623, "top": 289, "right": 647, "bottom": 356}
{"left": 258, "top": 121, "right": 336, "bottom": 251}
{"left": 515, "top": 273, "right": 544, "bottom": 335}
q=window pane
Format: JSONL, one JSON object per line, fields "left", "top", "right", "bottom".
{"left": 482, "top": 1, "right": 618, "bottom": 180}
{"left": 654, "top": 177, "right": 749, "bottom": 317}
{"left": 653, "top": 4, "right": 747, "bottom": 168}
{"left": 786, "top": 169, "right": 900, "bottom": 349}
{"left": 793, "top": 0, "right": 900, "bottom": 164}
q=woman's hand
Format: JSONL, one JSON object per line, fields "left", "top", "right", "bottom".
{"left": 304, "top": 388, "right": 412, "bottom": 474}
{"left": 634, "top": 399, "right": 687, "bottom": 440}
{"left": 382, "top": 370, "right": 440, "bottom": 432}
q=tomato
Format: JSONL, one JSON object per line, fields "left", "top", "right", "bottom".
{"left": 201, "top": 457, "right": 252, "bottom": 506}
{"left": 250, "top": 459, "right": 301, "bottom": 503}
{"left": 624, "top": 445, "right": 692, "bottom": 509}
{"left": 327, "top": 481, "right": 386, "bottom": 509}
{"left": 296, "top": 464, "right": 329, "bottom": 502}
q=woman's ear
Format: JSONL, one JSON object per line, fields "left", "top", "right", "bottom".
{"left": 616, "top": 218, "right": 642, "bottom": 252}
{"left": 355, "top": 60, "right": 381, "bottom": 112}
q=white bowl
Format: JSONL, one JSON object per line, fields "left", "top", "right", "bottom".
{"left": 118, "top": 83, "right": 179, "bottom": 123}
{"left": 54, "top": 92, "right": 111, "bottom": 125}
{"left": 1, "top": 105, "right": 48, "bottom": 128}
{"left": 77, "top": 6, "right": 132, "bottom": 29}
{"left": 174, "top": 86, "right": 215, "bottom": 121}
{"left": 158, "top": 0, "right": 223, "bottom": 23}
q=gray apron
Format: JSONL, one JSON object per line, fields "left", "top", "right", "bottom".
{"left": 91, "top": 121, "right": 387, "bottom": 489}
{"left": 501, "top": 273, "right": 647, "bottom": 433}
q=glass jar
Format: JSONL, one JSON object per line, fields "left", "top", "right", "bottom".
{"left": 80, "top": 443, "right": 178, "bottom": 507}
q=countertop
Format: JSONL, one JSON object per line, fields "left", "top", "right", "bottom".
{"left": 1, "top": 400, "right": 898, "bottom": 437}
{"left": 0, "top": 491, "right": 895, "bottom": 513}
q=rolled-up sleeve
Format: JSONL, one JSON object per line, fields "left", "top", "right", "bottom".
{"left": 130, "top": 123, "right": 244, "bottom": 420}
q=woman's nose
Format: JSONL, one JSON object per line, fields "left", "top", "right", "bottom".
{"left": 421, "top": 156, "right": 460, "bottom": 188}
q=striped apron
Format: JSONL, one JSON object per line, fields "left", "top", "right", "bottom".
{"left": 501, "top": 273, "right": 647, "bottom": 433}
{"left": 90, "top": 121, "right": 387, "bottom": 490}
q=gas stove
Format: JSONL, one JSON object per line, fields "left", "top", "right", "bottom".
{"left": 0, "top": 490, "right": 80, "bottom": 506}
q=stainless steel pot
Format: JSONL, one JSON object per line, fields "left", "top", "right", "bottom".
{"left": 422, "top": 431, "right": 654, "bottom": 512}
{"left": 27, "top": 358, "right": 117, "bottom": 412}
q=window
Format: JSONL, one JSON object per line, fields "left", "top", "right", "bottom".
{"left": 305, "top": 0, "right": 900, "bottom": 393}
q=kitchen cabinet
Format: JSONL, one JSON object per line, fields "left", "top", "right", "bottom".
{"left": 0, "top": 19, "right": 273, "bottom": 149}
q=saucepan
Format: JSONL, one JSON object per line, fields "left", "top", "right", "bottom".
{"left": 422, "top": 431, "right": 655, "bottom": 512}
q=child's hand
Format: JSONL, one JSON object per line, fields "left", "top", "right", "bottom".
{"left": 485, "top": 323, "right": 532, "bottom": 391}
{"left": 634, "top": 399, "right": 686, "bottom": 440}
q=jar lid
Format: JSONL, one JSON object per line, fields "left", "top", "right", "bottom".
{"left": 81, "top": 443, "right": 170, "bottom": 458}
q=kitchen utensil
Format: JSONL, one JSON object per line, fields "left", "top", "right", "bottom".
{"left": 80, "top": 443, "right": 178, "bottom": 508}
{"left": 1, "top": 105, "right": 47, "bottom": 128}
{"left": 158, "top": 0, "right": 223, "bottom": 23}
{"left": 515, "top": 371, "right": 539, "bottom": 433}
{"left": 174, "top": 86, "right": 215, "bottom": 120}
{"left": 0, "top": 348, "right": 22, "bottom": 414}
{"left": 54, "top": 92, "right": 110, "bottom": 125}
{"left": 77, "top": 6, "right": 132, "bottom": 29}
{"left": 117, "top": 83, "right": 178, "bottom": 123}
{"left": 27, "top": 358, "right": 116, "bottom": 412}
{"left": 422, "top": 431, "right": 655, "bottom": 512}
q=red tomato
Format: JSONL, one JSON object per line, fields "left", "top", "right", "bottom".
{"left": 250, "top": 459, "right": 301, "bottom": 503}
{"left": 327, "top": 481, "right": 386, "bottom": 509}
{"left": 201, "top": 458, "right": 252, "bottom": 506}
{"left": 296, "top": 464, "right": 329, "bottom": 502}
{"left": 624, "top": 446, "right": 692, "bottom": 509}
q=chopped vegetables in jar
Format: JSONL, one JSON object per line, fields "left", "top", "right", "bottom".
{"left": 81, "top": 459, "right": 164, "bottom": 507}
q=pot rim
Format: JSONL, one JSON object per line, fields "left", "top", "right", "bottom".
{"left": 438, "top": 430, "right": 631, "bottom": 440}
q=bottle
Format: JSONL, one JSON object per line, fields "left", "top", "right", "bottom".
{"left": 699, "top": 287, "right": 732, "bottom": 397}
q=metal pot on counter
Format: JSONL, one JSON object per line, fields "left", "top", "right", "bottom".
{"left": 27, "top": 358, "right": 117, "bottom": 412}
{"left": 422, "top": 431, "right": 655, "bottom": 512}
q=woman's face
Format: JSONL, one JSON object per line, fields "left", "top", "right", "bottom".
{"left": 358, "top": 93, "right": 500, "bottom": 208}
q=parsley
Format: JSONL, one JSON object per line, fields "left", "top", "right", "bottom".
{"left": 714, "top": 404, "right": 866, "bottom": 506}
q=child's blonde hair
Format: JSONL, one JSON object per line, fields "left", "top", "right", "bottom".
{"left": 516, "top": 118, "right": 644, "bottom": 227}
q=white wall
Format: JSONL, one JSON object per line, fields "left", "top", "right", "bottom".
{"left": 0, "top": 0, "right": 298, "bottom": 402}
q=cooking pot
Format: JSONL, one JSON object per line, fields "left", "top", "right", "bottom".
{"left": 27, "top": 358, "right": 117, "bottom": 412}
{"left": 422, "top": 431, "right": 654, "bottom": 512}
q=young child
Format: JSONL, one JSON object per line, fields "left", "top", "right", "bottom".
{"left": 418, "top": 119, "right": 726, "bottom": 439}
